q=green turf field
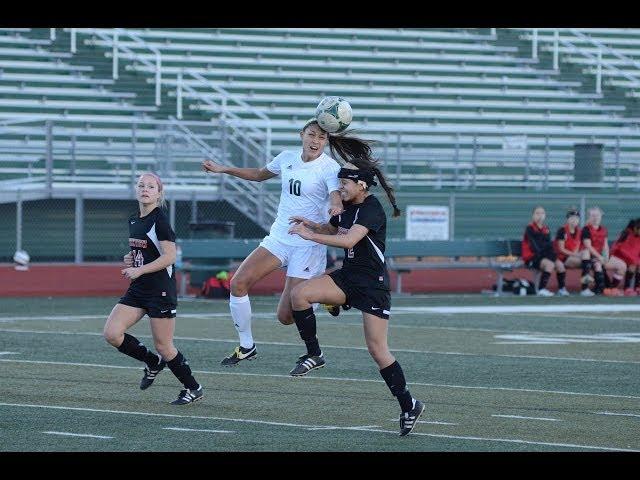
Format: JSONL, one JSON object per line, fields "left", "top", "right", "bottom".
{"left": 1, "top": 294, "right": 639, "bottom": 452}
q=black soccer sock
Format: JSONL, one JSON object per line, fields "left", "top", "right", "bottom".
{"left": 292, "top": 307, "right": 321, "bottom": 357}
{"left": 581, "top": 259, "right": 591, "bottom": 277}
{"left": 635, "top": 270, "right": 640, "bottom": 290}
{"left": 624, "top": 271, "right": 634, "bottom": 289}
{"left": 610, "top": 277, "right": 620, "bottom": 288}
{"left": 539, "top": 271, "right": 551, "bottom": 290}
{"left": 380, "top": 361, "right": 414, "bottom": 413}
{"left": 166, "top": 351, "right": 200, "bottom": 391}
{"left": 557, "top": 272, "right": 566, "bottom": 290}
{"left": 117, "top": 333, "right": 161, "bottom": 367}
{"left": 595, "top": 271, "right": 605, "bottom": 291}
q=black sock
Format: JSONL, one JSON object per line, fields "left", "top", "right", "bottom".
{"left": 635, "top": 271, "right": 640, "bottom": 290}
{"left": 595, "top": 271, "right": 605, "bottom": 291}
{"left": 539, "top": 271, "right": 551, "bottom": 290}
{"left": 624, "top": 271, "right": 634, "bottom": 289}
{"left": 557, "top": 272, "right": 566, "bottom": 289}
{"left": 117, "top": 333, "right": 161, "bottom": 367}
{"left": 611, "top": 277, "right": 620, "bottom": 288}
{"left": 292, "top": 307, "right": 321, "bottom": 357}
{"left": 581, "top": 260, "right": 591, "bottom": 277}
{"left": 167, "top": 351, "right": 200, "bottom": 390}
{"left": 380, "top": 361, "right": 414, "bottom": 413}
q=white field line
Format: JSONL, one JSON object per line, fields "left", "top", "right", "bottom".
{"left": 491, "top": 415, "right": 561, "bottom": 422}
{"left": 42, "top": 431, "right": 112, "bottom": 439}
{"left": 594, "top": 412, "right": 640, "bottom": 418}
{"left": 392, "top": 305, "right": 640, "bottom": 314}
{"left": 389, "top": 419, "right": 458, "bottom": 425}
{"left": 0, "top": 352, "right": 19, "bottom": 356}
{"left": 1, "top": 327, "right": 638, "bottom": 365}
{"left": 2, "top": 358, "right": 640, "bottom": 401}
{"left": 497, "top": 312, "right": 640, "bottom": 322}
{"left": 163, "top": 427, "right": 234, "bottom": 434}
{"left": 0, "top": 403, "right": 634, "bottom": 452}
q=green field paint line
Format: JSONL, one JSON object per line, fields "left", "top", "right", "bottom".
{"left": 42, "top": 431, "right": 113, "bottom": 439}
{"left": 2, "top": 328, "right": 639, "bottom": 365}
{"left": 491, "top": 415, "right": 561, "bottom": 421}
{"left": 394, "top": 305, "right": 640, "bottom": 314}
{"left": 2, "top": 403, "right": 636, "bottom": 452}
{"left": 163, "top": 427, "right": 234, "bottom": 434}
{"left": 3, "top": 358, "right": 640, "bottom": 401}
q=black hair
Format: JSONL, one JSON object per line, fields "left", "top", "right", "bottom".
{"left": 616, "top": 218, "right": 640, "bottom": 243}
{"left": 318, "top": 126, "right": 401, "bottom": 218}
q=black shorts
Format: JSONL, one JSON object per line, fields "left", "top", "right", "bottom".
{"left": 119, "top": 289, "right": 177, "bottom": 318}
{"left": 526, "top": 252, "right": 557, "bottom": 270}
{"left": 328, "top": 269, "right": 391, "bottom": 320}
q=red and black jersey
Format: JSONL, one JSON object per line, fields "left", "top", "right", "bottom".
{"left": 611, "top": 228, "right": 640, "bottom": 266}
{"left": 554, "top": 224, "right": 582, "bottom": 261}
{"left": 581, "top": 223, "right": 608, "bottom": 254}
{"left": 521, "top": 222, "right": 553, "bottom": 262}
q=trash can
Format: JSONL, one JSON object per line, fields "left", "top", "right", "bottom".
{"left": 574, "top": 144, "right": 603, "bottom": 184}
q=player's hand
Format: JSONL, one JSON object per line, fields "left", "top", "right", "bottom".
{"left": 202, "top": 159, "right": 225, "bottom": 174}
{"left": 288, "top": 216, "right": 314, "bottom": 228}
{"left": 121, "top": 267, "right": 143, "bottom": 280}
{"left": 288, "top": 223, "right": 314, "bottom": 240}
{"left": 328, "top": 203, "right": 344, "bottom": 216}
{"left": 123, "top": 252, "right": 134, "bottom": 267}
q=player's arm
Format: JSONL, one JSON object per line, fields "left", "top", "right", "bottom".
{"left": 288, "top": 216, "right": 338, "bottom": 235}
{"left": 328, "top": 190, "right": 344, "bottom": 216}
{"left": 289, "top": 222, "right": 368, "bottom": 249}
{"left": 525, "top": 226, "right": 542, "bottom": 255}
{"left": 602, "top": 236, "right": 609, "bottom": 260}
{"left": 202, "top": 159, "right": 276, "bottom": 182}
{"left": 122, "top": 240, "right": 176, "bottom": 280}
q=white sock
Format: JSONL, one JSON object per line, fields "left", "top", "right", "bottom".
{"left": 229, "top": 294, "right": 254, "bottom": 349}
{"left": 312, "top": 302, "right": 319, "bottom": 312}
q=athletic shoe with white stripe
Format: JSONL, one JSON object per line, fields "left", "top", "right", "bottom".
{"left": 140, "top": 355, "right": 166, "bottom": 390}
{"left": 170, "top": 386, "right": 204, "bottom": 405}
{"left": 399, "top": 399, "right": 425, "bottom": 436}
{"left": 289, "top": 353, "right": 326, "bottom": 376}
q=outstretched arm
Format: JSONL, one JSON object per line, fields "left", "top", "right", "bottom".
{"left": 289, "top": 216, "right": 338, "bottom": 235}
{"left": 289, "top": 223, "right": 368, "bottom": 249}
{"left": 202, "top": 159, "right": 277, "bottom": 182}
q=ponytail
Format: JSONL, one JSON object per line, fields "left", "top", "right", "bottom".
{"left": 328, "top": 132, "right": 401, "bottom": 218}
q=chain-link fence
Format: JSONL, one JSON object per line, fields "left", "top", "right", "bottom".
{"left": 2, "top": 191, "right": 638, "bottom": 263}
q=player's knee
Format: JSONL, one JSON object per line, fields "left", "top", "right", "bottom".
{"left": 366, "top": 341, "right": 390, "bottom": 364}
{"left": 230, "top": 275, "right": 250, "bottom": 297}
{"left": 103, "top": 326, "right": 122, "bottom": 347}
{"left": 290, "top": 284, "right": 308, "bottom": 308}
{"left": 154, "top": 340, "right": 175, "bottom": 359}
{"left": 277, "top": 311, "right": 295, "bottom": 325}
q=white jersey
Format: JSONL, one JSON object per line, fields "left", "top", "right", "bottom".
{"left": 265, "top": 150, "right": 341, "bottom": 247}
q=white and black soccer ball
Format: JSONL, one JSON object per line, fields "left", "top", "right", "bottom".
{"left": 315, "top": 96, "right": 353, "bottom": 133}
{"left": 13, "top": 249, "right": 30, "bottom": 266}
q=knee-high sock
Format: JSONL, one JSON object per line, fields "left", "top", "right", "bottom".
{"left": 380, "top": 360, "right": 414, "bottom": 413}
{"left": 594, "top": 270, "right": 605, "bottom": 291}
{"left": 581, "top": 259, "right": 591, "bottom": 277}
{"left": 624, "top": 271, "right": 634, "bottom": 289}
{"left": 539, "top": 271, "right": 551, "bottom": 290}
{"left": 230, "top": 294, "right": 254, "bottom": 349}
{"left": 117, "top": 333, "right": 161, "bottom": 368}
{"left": 557, "top": 271, "right": 566, "bottom": 289}
{"left": 167, "top": 351, "right": 200, "bottom": 390}
{"left": 292, "top": 307, "right": 321, "bottom": 357}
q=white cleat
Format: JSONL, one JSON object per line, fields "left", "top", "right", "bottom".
{"left": 537, "top": 288, "right": 554, "bottom": 297}
{"left": 580, "top": 289, "right": 595, "bottom": 297}
{"left": 557, "top": 287, "right": 570, "bottom": 296}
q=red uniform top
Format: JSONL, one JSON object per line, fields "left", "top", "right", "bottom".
{"left": 554, "top": 224, "right": 582, "bottom": 261}
{"left": 581, "top": 224, "right": 608, "bottom": 254}
{"left": 522, "top": 222, "right": 552, "bottom": 262}
{"left": 611, "top": 228, "right": 640, "bottom": 266}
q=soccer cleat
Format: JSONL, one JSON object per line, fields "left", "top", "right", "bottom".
{"left": 140, "top": 357, "right": 166, "bottom": 390}
{"left": 323, "top": 304, "right": 340, "bottom": 316}
{"left": 557, "top": 287, "right": 570, "bottom": 297}
{"left": 220, "top": 345, "right": 257, "bottom": 366}
{"left": 289, "top": 353, "right": 326, "bottom": 376}
{"left": 624, "top": 288, "right": 638, "bottom": 297}
{"left": 399, "top": 399, "right": 426, "bottom": 436}
{"left": 170, "top": 386, "right": 204, "bottom": 405}
{"left": 580, "top": 288, "right": 595, "bottom": 297}
{"left": 537, "top": 288, "right": 554, "bottom": 297}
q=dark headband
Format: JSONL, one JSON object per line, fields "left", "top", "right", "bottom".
{"left": 566, "top": 209, "right": 580, "bottom": 218}
{"left": 338, "top": 168, "right": 377, "bottom": 187}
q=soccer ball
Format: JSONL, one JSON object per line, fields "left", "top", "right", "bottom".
{"left": 315, "top": 96, "right": 352, "bottom": 133}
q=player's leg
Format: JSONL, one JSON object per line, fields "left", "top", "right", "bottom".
{"left": 362, "top": 311, "right": 424, "bottom": 436}
{"left": 555, "top": 258, "right": 569, "bottom": 295}
{"left": 288, "top": 274, "right": 347, "bottom": 376}
{"left": 537, "top": 257, "right": 555, "bottom": 296}
{"left": 149, "top": 315, "right": 203, "bottom": 404}
{"left": 604, "top": 255, "right": 627, "bottom": 296}
{"left": 222, "top": 243, "right": 283, "bottom": 366}
{"left": 624, "top": 264, "right": 637, "bottom": 296}
{"left": 276, "top": 276, "right": 306, "bottom": 325}
{"left": 104, "top": 304, "right": 165, "bottom": 378}
{"left": 592, "top": 259, "right": 605, "bottom": 294}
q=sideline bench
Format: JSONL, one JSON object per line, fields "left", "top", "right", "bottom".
{"left": 386, "top": 239, "right": 523, "bottom": 295}
{"left": 177, "top": 238, "right": 524, "bottom": 296}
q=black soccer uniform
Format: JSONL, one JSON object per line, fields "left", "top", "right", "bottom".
{"left": 328, "top": 195, "right": 391, "bottom": 320}
{"left": 119, "top": 207, "right": 177, "bottom": 318}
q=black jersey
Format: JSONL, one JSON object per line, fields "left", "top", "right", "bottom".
{"left": 329, "top": 194, "right": 389, "bottom": 290}
{"left": 127, "top": 207, "right": 177, "bottom": 300}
